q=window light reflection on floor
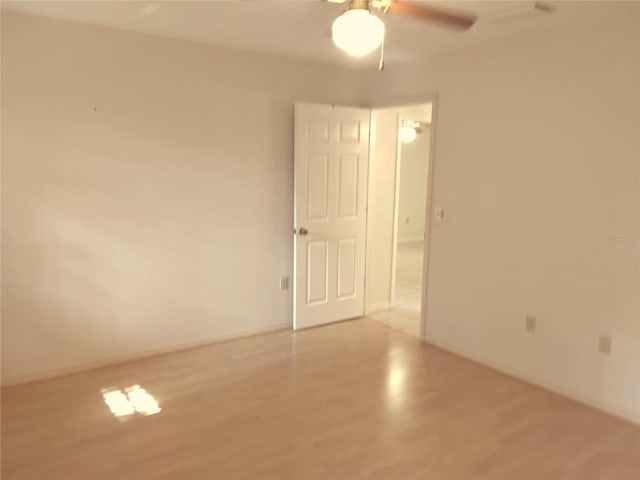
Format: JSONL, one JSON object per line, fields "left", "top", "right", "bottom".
{"left": 102, "top": 385, "right": 161, "bottom": 418}
{"left": 125, "top": 385, "right": 162, "bottom": 416}
{"left": 103, "top": 389, "right": 135, "bottom": 417}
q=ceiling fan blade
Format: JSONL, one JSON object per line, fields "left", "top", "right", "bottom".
{"left": 388, "top": 1, "right": 476, "bottom": 30}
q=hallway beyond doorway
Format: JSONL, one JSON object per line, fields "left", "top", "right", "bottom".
{"left": 369, "top": 240, "right": 423, "bottom": 337}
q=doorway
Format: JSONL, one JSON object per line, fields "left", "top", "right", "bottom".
{"left": 365, "top": 103, "right": 433, "bottom": 339}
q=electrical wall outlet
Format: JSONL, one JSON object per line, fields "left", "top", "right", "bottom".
{"left": 525, "top": 315, "right": 536, "bottom": 333}
{"left": 280, "top": 277, "right": 289, "bottom": 291}
{"left": 435, "top": 207, "right": 446, "bottom": 221}
{"left": 598, "top": 335, "right": 612, "bottom": 355}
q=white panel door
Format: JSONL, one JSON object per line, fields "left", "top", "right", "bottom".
{"left": 294, "top": 103, "right": 370, "bottom": 330}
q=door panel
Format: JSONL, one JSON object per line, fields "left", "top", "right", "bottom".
{"left": 307, "top": 241, "right": 328, "bottom": 304}
{"left": 337, "top": 154, "right": 359, "bottom": 218}
{"left": 307, "top": 154, "right": 329, "bottom": 220}
{"left": 294, "top": 103, "right": 370, "bottom": 330}
{"left": 337, "top": 238, "right": 357, "bottom": 299}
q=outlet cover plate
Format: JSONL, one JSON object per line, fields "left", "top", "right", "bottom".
{"left": 525, "top": 315, "right": 536, "bottom": 333}
{"left": 598, "top": 335, "right": 612, "bottom": 355}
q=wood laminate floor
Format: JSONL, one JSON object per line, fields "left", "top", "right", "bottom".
{"left": 2, "top": 319, "right": 639, "bottom": 480}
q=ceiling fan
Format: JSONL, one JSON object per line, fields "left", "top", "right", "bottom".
{"left": 326, "top": 0, "right": 476, "bottom": 68}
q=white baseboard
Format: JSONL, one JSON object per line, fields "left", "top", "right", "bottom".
{"left": 366, "top": 301, "right": 390, "bottom": 315}
{"left": 424, "top": 335, "right": 640, "bottom": 426}
{"left": 2, "top": 322, "right": 291, "bottom": 387}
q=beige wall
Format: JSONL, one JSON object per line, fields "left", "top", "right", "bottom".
{"left": 364, "top": 108, "right": 397, "bottom": 312}
{"left": 363, "top": 4, "right": 640, "bottom": 422}
{"left": 0, "top": 11, "right": 362, "bottom": 383}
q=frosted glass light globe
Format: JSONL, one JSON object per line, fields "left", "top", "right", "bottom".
{"left": 399, "top": 125, "right": 417, "bottom": 144}
{"left": 332, "top": 9, "right": 385, "bottom": 57}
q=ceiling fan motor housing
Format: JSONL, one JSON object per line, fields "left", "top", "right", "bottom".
{"left": 348, "top": 0, "right": 371, "bottom": 11}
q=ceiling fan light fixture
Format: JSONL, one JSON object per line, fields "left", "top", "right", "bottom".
{"left": 399, "top": 119, "right": 421, "bottom": 143}
{"left": 399, "top": 125, "right": 417, "bottom": 144}
{"left": 332, "top": 9, "right": 385, "bottom": 57}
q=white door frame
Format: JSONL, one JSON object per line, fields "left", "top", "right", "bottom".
{"left": 365, "top": 94, "right": 439, "bottom": 341}
{"left": 388, "top": 112, "right": 403, "bottom": 309}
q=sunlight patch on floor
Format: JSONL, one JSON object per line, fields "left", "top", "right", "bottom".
{"left": 102, "top": 385, "right": 161, "bottom": 418}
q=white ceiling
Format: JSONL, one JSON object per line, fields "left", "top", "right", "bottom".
{"left": 1, "top": 1, "right": 624, "bottom": 67}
